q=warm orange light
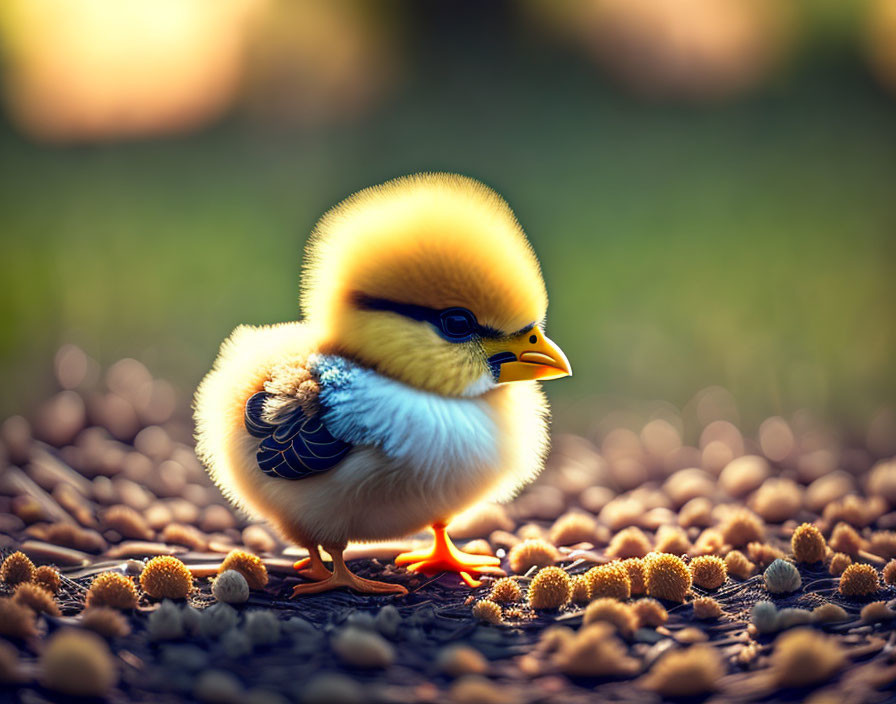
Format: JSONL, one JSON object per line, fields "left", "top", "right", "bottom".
{"left": 524, "top": 0, "right": 795, "bottom": 101}
{"left": 0, "top": 0, "right": 264, "bottom": 142}
{"left": 587, "top": 0, "right": 794, "bottom": 99}
{"left": 868, "top": 0, "right": 896, "bottom": 94}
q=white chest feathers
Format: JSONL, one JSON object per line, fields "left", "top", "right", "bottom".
{"left": 310, "top": 354, "right": 500, "bottom": 475}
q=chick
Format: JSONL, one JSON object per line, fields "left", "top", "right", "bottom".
{"left": 195, "top": 173, "right": 571, "bottom": 596}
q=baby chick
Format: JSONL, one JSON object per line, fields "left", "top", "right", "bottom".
{"left": 195, "top": 173, "right": 571, "bottom": 596}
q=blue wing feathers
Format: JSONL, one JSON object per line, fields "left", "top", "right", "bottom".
{"left": 244, "top": 391, "right": 351, "bottom": 480}
{"left": 244, "top": 392, "right": 275, "bottom": 438}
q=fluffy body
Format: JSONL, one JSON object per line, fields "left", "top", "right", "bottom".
{"left": 194, "top": 322, "right": 549, "bottom": 548}
{"left": 313, "top": 355, "right": 498, "bottom": 474}
{"left": 195, "top": 172, "right": 563, "bottom": 585}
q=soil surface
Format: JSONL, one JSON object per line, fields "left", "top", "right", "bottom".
{"left": 1, "top": 354, "right": 894, "bottom": 703}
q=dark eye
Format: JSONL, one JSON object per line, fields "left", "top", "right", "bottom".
{"left": 438, "top": 308, "right": 476, "bottom": 341}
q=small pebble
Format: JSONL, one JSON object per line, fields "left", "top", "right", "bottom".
{"left": 758, "top": 416, "right": 794, "bottom": 461}
{"left": 201, "top": 505, "right": 237, "bottom": 532}
{"left": 242, "top": 525, "right": 277, "bottom": 553}
{"left": 764, "top": 559, "right": 802, "bottom": 593}
{"left": 34, "top": 391, "right": 86, "bottom": 447}
{"left": 113, "top": 478, "right": 154, "bottom": 511}
{"left": 161, "top": 523, "right": 208, "bottom": 551}
{"left": 777, "top": 608, "right": 812, "bottom": 629}
{"left": 184, "top": 484, "right": 212, "bottom": 508}
{"left": 769, "top": 628, "right": 844, "bottom": 687}
{"left": 160, "top": 644, "right": 209, "bottom": 671}
{"left": 549, "top": 511, "right": 599, "bottom": 545}
{"left": 221, "top": 628, "right": 253, "bottom": 658}
{"left": 245, "top": 610, "right": 281, "bottom": 647}
{"left": 103, "top": 504, "right": 154, "bottom": 540}
{"left": 182, "top": 604, "right": 202, "bottom": 635}
{"left": 138, "top": 379, "right": 178, "bottom": 425}
{"left": 599, "top": 495, "right": 645, "bottom": 530}
{"left": 751, "top": 601, "right": 779, "bottom": 634}
{"left": 806, "top": 472, "right": 855, "bottom": 514}
{"left": 284, "top": 616, "right": 317, "bottom": 637}
{"left": 156, "top": 460, "right": 188, "bottom": 496}
{"left": 675, "top": 627, "right": 709, "bottom": 643}
{"left": 91, "top": 477, "right": 118, "bottom": 505}
{"left": 447, "top": 502, "right": 514, "bottom": 538}
{"left": 374, "top": 604, "right": 401, "bottom": 639}
{"left": 292, "top": 637, "right": 321, "bottom": 657}
{"left": 134, "top": 425, "right": 173, "bottom": 461}
{"left": 148, "top": 600, "right": 185, "bottom": 641}
{"left": 213, "top": 570, "right": 250, "bottom": 604}
{"left": 245, "top": 690, "right": 291, "bottom": 704}
{"left": 331, "top": 627, "right": 395, "bottom": 668}
{"left": 811, "top": 603, "right": 849, "bottom": 623}
{"left": 860, "top": 601, "right": 895, "bottom": 623}
{"left": 437, "top": 644, "right": 489, "bottom": 676}
{"left": 200, "top": 603, "right": 239, "bottom": 638}
{"left": 641, "top": 642, "right": 722, "bottom": 696}
{"left": 868, "top": 459, "right": 896, "bottom": 504}
{"left": 449, "top": 675, "right": 512, "bottom": 704}
{"left": 462, "top": 538, "right": 494, "bottom": 556}
{"left": 345, "top": 610, "right": 376, "bottom": 631}
{"left": 41, "top": 629, "right": 117, "bottom": 697}
{"left": 24, "top": 515, "right": 56, "bottom": 541}
{"left": 579, "top": 486, "right": 615, "bottom": 514}
{"left": 301, "top": 673, "right": 364, "bottom": 704}
{"left": 751, "top": 478, "right": 803, "bottom": 523}
{"left": 166, "top": 498, "right": 200, "bottom": 524}
{"left": 194, "top": 669, "right": 244, "bottom": 704}
{"left": 678, "top": 497, "right": 713, "bottom": 528}
{"left": 1, "top": 415, "right": 32, "bottom": 465}
{"left": 719, "top": 455, "right": 769, "bottom": 497}
{"left": 663, "top": 468, "right": 714, "bottom": 508}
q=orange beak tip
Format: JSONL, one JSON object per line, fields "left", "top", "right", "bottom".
{"left": 488, "top": 330, "right": 571, "bottom": 383}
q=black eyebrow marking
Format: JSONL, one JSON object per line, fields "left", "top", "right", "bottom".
{"left": 350, "top": 292, "right": 504, "bottom": 339}
{"left": 508, "top": 322, "right": 537, "bottom": 338}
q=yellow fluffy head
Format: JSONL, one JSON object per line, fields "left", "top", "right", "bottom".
{"left": 301, "top": 173, "right": 550, "bottom": 395}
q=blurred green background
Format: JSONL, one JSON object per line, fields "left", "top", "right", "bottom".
{"left": 0, "top": 0, "right": 894, "bottom": 436}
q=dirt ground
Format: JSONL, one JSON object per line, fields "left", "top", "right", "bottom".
{"left": 1, "top": 354, "right": 895, "bottom": 703}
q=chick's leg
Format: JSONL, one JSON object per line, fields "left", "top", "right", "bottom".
{"left": 290, "top": 544, "right": 408, "bottom": 597}
{"left": 394, "top": 523, "right": 503, "bottom": 588}
{"left": 293, "top": 544, "right": 331, "bottom": 582}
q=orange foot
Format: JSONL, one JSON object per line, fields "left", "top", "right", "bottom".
{"left": 293, "top": 556, "right": 331, "bottom": 582}
{"left": 395, "top": 523, "right": 503, "bottom": 587}
{"left": 290, "top": 551, "right": 407, "bottom": 597}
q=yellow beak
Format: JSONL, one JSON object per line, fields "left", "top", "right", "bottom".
{"left": 483, "top": 326, "right": 572, "bottom": 383}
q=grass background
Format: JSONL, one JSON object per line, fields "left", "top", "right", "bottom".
{"left": 1, "top": 15, "right": 894, "bottom": 435}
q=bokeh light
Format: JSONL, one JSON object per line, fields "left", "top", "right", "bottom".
{"left": 523, "top": 0, "right": 795, "bottom": 100}
{"left": 0, "top": 1, "right": 893, "bottom": 436}
{"left": 240, "top": 0, "right": 400, "bottom": 127}
{"left": 867, "top": 0, "right": 896, "bottom": 94}
{"left": 0, "top": 0, "right": 263, "bottom": 141}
